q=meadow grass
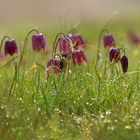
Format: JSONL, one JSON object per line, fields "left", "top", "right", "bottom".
{"left": 0, "top": 20, "right": 140, "bottom": 140}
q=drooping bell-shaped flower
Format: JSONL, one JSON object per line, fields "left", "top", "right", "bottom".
{"left": 120, "top": 55, "right": 128, "bottom": 73}
{"left": 104, "top": 34, "right": 116, "bottom": 48}
{"left": 32, "top": 34, "right": 47, "bottom": 52}
{"left": 4, "top": 40, "right": 18, "bottom": 56}
{"left": 46, "top": 58, "right": 65, "bottom": 75}
{"left": 109, "top": 48, "right": 120, "bottom": 62}
{"left": 74, "top": 34, "right": 87, "bottom": 49}
{"left": 58, "top": 37, "right": 71, "bottom": 57}
{"left": 72, "top": 49, "right": 88, "bottom": 65}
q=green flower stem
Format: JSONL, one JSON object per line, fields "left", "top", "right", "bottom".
{"left": 17, "top": 28, "right": 39, "bottom": 70}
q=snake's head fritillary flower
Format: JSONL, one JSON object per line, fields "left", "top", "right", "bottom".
{"left": 58, "top": 37, "right": 71, "bottom": 57}
{"left": 109, "top": 48, "right": 120, "bottom": 62}
{"left": 120, "top": 55, "right": 128, "bottom": 73}
{"left": 4, "top": 40, "right": 18, "bottom": 56}
{"left": 104, "top": 34, "right": 116, "bottom": 48}
{"left": 74, "top": 34, "right": 87, "bottom": 49}
{"left": 32, "top": 34, "right": 47, "bottom": 52}
{"left": 46, "top": 58, "right": 65, "bottom": 75}
{"left": 72, "top": 49, "right": 88, "bottom": 65}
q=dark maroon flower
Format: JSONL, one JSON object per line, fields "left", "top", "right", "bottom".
{"left": 74, "top": 34, "right": 87, "bottom": 49}
{"left": 4, "top": 40, "right": 18, "bottom": 56}
{"left": 32, "top": 34, "right": 47, "bottom": 52}
{"left": 72, "top": 49, "right": 88, "bottom": 65}
{"left": 46, "top": 59, "right": 65, "bottom": 75}
{"left": 120, "top": 55, "right": 128, "bottom": 73}
{"left": 104, "top": 34, "right": 116, "bottom": 48}
{"left": 57, "top": 59, "right": 65, "bottom": 70}
{"left": 109, "top": 48, "right": 120, "bottom": 62}
{"left": 58, "top": 37, "right": 71, "bottom": 57}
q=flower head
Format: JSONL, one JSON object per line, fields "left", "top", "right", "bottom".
{"left": 32, "top": 34, "right": 47, "bottom": 52}
{"left": 46, "top": 58, "right": 65, "bottom": 75}
{"left": 74, "top": 34, "right": 87, "bottom": 49}
{"left": 120, "top": 55, "right": 128, "bottom": 73}
{"left": 104, "top": 34, "right": 116, "bottom": 48}
{"left": 109, "top": 48, "right": 120, "bottom": 62}
{"left": 4, "top": 40, "right": 18, "bottom": 56}
{"left": 58, "top": 37, "right": 71, "bottom": 57}
{"left": 72, "top": 49, "right": 88, "bottom": 65}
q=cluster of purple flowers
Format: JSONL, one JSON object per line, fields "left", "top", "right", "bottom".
{"left": 0, "top": 29, "right": 129, "bottom": 76}
{"left": 46, "top": 33, "right": 88, "bottom": 75}
{"left": 104, "top": 34, "right": 128, "bottom": 73}
{"left": 0, "top": 30, "right": 88, "bottom": 77}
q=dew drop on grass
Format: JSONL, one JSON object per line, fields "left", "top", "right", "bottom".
{"left": 106, "top": 110, "right": 111, "bottom": 115}
{"left": 37, "top": 107, "right": 41, "bottom": 112}
{"left": 90, "top": 123, "right": 93, "bottom": 127}
{"left": 6, "top": 114, "right": 10, "bottom": 118}
{"left": 1, "top": 105, "right": 4, "bottom": 109}
{"left": 60, "top": 119, "right": 63, "bottom": 122}
{"left": 107, "top": 126, "right": 115, "bottom": 131}
{"left": 125, "top": 125, "right": 131, "bottom": 129}
{"left": 33, "top": 100, "right": 37, "bottom": 103}
{"left": 86, "top": 102, "right": 89, "bottom": 105}
{"left": 115, "top": 119, "right": 118, "bottom": 123}
{"left": 69, "top": 70, "right": 72, "bottom": 74}
{"left": 100, "top": 114, "right": 104, "bottom": 119}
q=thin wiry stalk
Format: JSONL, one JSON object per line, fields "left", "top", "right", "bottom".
{"left": 17, "top": 28, "right": 39, "bottom": 70}
{"left": 0, "top": 36, "right": 11, "bottom": 52}
{"left": 8, "top": 56, "right": 18, "bottom": 98}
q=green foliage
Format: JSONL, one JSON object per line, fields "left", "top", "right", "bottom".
{"left": 0, "top": 21, "right": 140, "bottom": 139}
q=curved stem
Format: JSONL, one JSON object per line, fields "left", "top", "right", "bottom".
{"left": 8, "top": 29, "right": 40, "bottom": 98}
{"left": 119, "top": 48, "right": 125, "bottom": 56}
{"left": 17, "top": 28, "right": 39, "bottom": 70}
{"left": 35, "top": 63, "right": 45, "bottom": 71}
{"left": 96, "top": 29, "right": 108, "bottom": 65}
{"left": 9, "top": 56, "right": 18, "bottom": 98}
{"left": 96, "top": 12, "right": 118, "bottom": 66}
{"left": 52, "top": 33, "right": 65, "bottom": 57}
{"left": 0, "top": 55, "right": 19, "bottom": 70}
{"left": 103, "top": 49, "right": 110, "bottom": 76}
{"left": 65, "top": 58, "right": 69, "bottom": 79}
{"left": 0, "top": 36, "right": 10, "bottom": 52}
{"left": 54, "top": 38, "right": 61, "bottom": 57}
